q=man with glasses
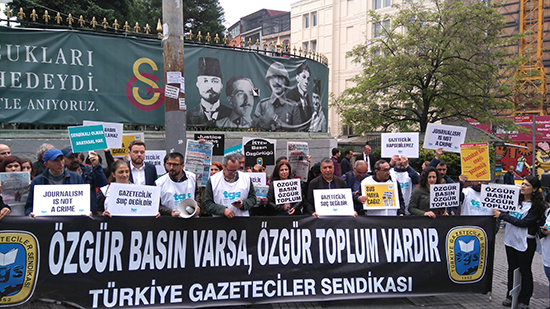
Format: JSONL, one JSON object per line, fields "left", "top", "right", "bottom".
{"left": 155, "top": 152, "right": 201, "bottom": 216}
{"left": 203, "top": 154, "right": 256, "bottom": 218}
{"left": 389, "top": 155, "right": 420, "bottom": 215}
{"left": 342, "top": 160, "right": 369, "bottom": 215}
{"left": 360, "top": 160, "right": 406, "bottom": 216}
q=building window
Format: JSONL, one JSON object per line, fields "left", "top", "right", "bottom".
{"left": 312, "top": 12, "right": 317, "bottom": 27}
{"left": 303, "top": 42, "right": 309, "bottom": 53}
{"left": 373, "top": 20, "right": 390, "bottom": 38}
{"left": 304, "top": 15, "right": 310, "bottom": 28}
{"left": 311, "top": 40, "right": 317, "bottom": 53}
{"left": 374, "top": 0, "right": 391, "bottom": 9}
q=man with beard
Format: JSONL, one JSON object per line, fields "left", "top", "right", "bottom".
{"left": 61, "top": 146, "right": 108, "bottom": 214}
{"left": 217, "top": 76, "right": 255, "bottom": 128}
{"left": 128, "top": 140, "right": 157, "bottom": 186}
{"left": 360, "top": 160, "right": 406, "bottom": 216}
{"left": 188, "top": 57, "right": 231, "bottom": 127}
{"left": 342, "top": 160, "right": 369, "bottom": 215}
{"left": 155, "top": 152, "right": 200, "bottom": 217}
{"left": 287, "top": 63, "right": 312, "bottom": 131}
{"left": 309, "top": 78, "right": 327, "bottom": 132}
{"left": 459, "top": 179, "right": 492, "bottom": 216}
{"left": 389, "top": 155, "right": 420, "bottom": 215}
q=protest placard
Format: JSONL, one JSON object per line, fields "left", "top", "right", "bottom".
{"left": 0, "top": 172, "right": 30, "bottom": 216}
{"left": 362, "top": 183, "right": 400, "bottom": 210}
{"left": 68, "top": 125, "right": 108, "bottom": 153}
{"left": 111, "top": 133, "right": 144, "bottom": 157}
{"left": 461, "top": 143, "right": 490, "bottom": 181}
{"left": 105, "top": 183, "right": 160, "bottom": 216}
{"left": 243, "top": 137, "right": 276, "bottom": 167}
{"left": 194, "top": 133, "right": 225, "bottom": 156}
{"left": 480, "top": 184, "right": 520, "bottom": 211}
{"left": 314, "top": 189, "right": 354, "bottom": 216}
{"left": 287, "top": 141, "right": 309, "bottom": 182}
{"left": 248, "top": 173, "right": 267, "bottom": 187}
{"left": 184, "top": 140, "right": 213, "bottom": 187}
{"left": 430, "top": 183, "right": 460, "bottom": 209}
{"left": 381, "top": 133, "right": 419, "bottom": 158}
{"left": 83, "top": 120, "right": 123, "bottom": 149}
{"left": 33, "top": 184, "right": 90, "bottom": 216}
{"left": 273, "top": 179, "right": 302, "bottom": 205}
{"left": 144, "top": 150, "right": 167, "bottom": 176}
{"left": 224, "top": 144, "right": 243, "bottom": 156}
{"left": 255, "top": 185, "right": 269, "bottom": 199}
{"left": 423, "top": 123, "right": 467, "bottom": 153}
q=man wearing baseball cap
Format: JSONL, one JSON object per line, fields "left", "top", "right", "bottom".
{"left": 25, "top": 148, "right": 85, "bottom": 216}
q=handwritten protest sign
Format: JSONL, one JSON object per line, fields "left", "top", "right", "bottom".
{"left": 105, "top": 183, "right": 160, "bottom": 216}
{"left": 381, "top": 133, "right": 419, "bottom": 158}
{"left": 68, "top": 125, "right": 108, "bottom": 153}
{"left": 33, "top": 184, "right": 90, "bottom": 216}
{"left": 362, "top": 183, "right": 400, "bottom": 210}
{"left": 313, "top": 189, "right": 354, "bottom": 216}
{"left": 83, "top": 120, "right": 123, "bottom": 149}
{"left": 423, "top": 123, "right": 467, "bottom": 153}
{"left": 145, "top": 150, "right": 167, "bottom": 176}
{"left": 480, "top": 184, "right": 519, "bottom": 211}
{"left": 273, "top": 179, "right": 302, "bottom": 205}
{"left": 461, "top": 143, "right": 490, "bottom": 181}
{"left": 111, "top": 133, "right": 144, "bottom": 157}
{"left": 430, "top": 183, "right": 460, "bottom": 209}
{"left": 248, "top": 173, "right": 266, "bottom": 187}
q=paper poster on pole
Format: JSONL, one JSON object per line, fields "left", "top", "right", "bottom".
{"left": 83, "top": 120, "right": 124, "bottom": 149}
{"left": 0, "top": 172, "right": 30, "bottom": 216}
{"left": 68, "top": 125, "right": 108, "bottom": 153}
{"left": 111, "top": 133, "right": 144, "bottom": 157}
{"left": 33, "top": 184, "right": 90, "bottom": 216}
{"left": 430, "top": 183, "right": 460, "bottom": 209}
{"left": 287, "top": 141, "right": 310, "bottom": 182}
{"left": 273, "top": 179, "right": 302, "bottom": 205}
{"left": 145, "top": 150, "right": 167, "bottom": 176}
{"left": 423, "top": 123, "right": 467, "bottom": 153}
{"left": 248, "top": 173, "right": 266, "bottom": 187}
{"left": 313, "top": 188, "right": 354, "bottom": 216}
{"left": 362, "top": 183, "right": 400, "bottom": 210}
{"left": 381, "top": 133, "right": 419, "bottom": 158}
{"left": 184, "top": 140, "right": 213, "bottom": 187}
{"left": 480, "top": 184, "right": 520, "bottom": 211}
{"left": 105, "top": 183, "right": 160, "bottom": 216}
{"left": 461, "top": 143, "right": 490, "bottom": 181}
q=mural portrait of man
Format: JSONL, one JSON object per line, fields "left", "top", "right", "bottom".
{"left": 309, "top": 78, "right": 327, "bottom": 132}
{"left": 216, "top": 76, "right": 255, "bottom": 129}
{"left": 287, "top": 62, "right": 312, "bottom": 131}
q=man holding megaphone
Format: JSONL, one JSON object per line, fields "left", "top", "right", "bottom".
{"left": 156, "top": 152, "right": 201, "bottom": 218}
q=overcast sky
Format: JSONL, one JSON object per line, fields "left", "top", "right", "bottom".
{"left": 219, "top": 0, "right": 297, "bottom": 27}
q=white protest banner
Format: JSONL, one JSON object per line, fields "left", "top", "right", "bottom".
{"left": 362, "top": 183, "right": 400, "bottom": 210}
{"left": 83, "top": 120, "right": 124, "bottom": 149}
{"left": 145, "top": 150, "right": 167, "bottom": 176}
{"left": 248, "top": 173, "right": 266, "bottom": 187}
{"left": 430, "top": 183, "right": 460, "bottom": 209}
{"left": 273, "top": 179, "right": 302, "bottom": 205}
{"left": 33, "top": 184, "right": 90, "bottom": 216}
{"left": 423, "top": 123, "right": 467, "bottom": 153}
{"left": 313, "top": 188, "right": 354, "bottom": 216}
{"left": 381, "top": 133, "right": 419, "bottom": 158}
{"left": 480, "top": 184, "right": 520, "bottom": 211}
{"left": 105, "top": 183, "right": 160, "bottom": 216}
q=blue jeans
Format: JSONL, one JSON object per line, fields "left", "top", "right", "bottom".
{"left": 545, "top": 265, "right": 550, "bottom": 307}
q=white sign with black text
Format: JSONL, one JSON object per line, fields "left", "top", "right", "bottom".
{"left": 33, "top": 184, "right": 90, "bottom": 216}
{"left": 480, "top": 184, "right": 520, "bottom": 211}
{"left": 248, "top": 173, "right": 267, "bottom": 188}
{"left": 105, "top": 183, "right": 160, "bottom": 216}
{"left": 430, "top": 183, "right": 460, "bottom": 209}
{"left": 313, "top": 188, "right": 354, "bottom": 216}
{"left": 423, "top": 123, "right": 467, "bottom": 153}
{"left": 381, "top": 133, "right": 419, "bottom": 158}
{"left": 273, "top": 179, "right": 302, "bottom": 205}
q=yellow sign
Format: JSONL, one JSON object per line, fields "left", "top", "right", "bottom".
{"left": 111, "top": 133, "right": 144, "bottom": 157}
{"left": 361, "top": 183, "right": 400, "bottom": 210}
{"left": 460, "top": 143, "right": 490, "bottom": 181}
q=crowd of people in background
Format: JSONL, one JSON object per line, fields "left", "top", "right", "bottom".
{"left": 1, "top": 140, "right": 550, "bottom": 309}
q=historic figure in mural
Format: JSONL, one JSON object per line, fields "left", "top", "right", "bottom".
{"left": 216, "top": 76, "right": 255, "bottom": 129}
{"left": 286, "top": 62, "right": 312, "bottom": 131}
{"left": 187, "top": 57, "right": 232, "bottom": 127}
{"left": 252, "top": 62, "right": 302, "bottom": 131}
{"left": 309, "top": 78, "right": 327, "bottom": 132}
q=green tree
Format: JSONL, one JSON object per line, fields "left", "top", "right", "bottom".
{"left": 183, "top": 0, "right": 225, "bottom": 36}
{"left": 333, "top": 0, "right": 519, "bottom": 134}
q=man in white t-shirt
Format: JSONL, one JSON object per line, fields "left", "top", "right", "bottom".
{"left": 203, "top": 154, "right": 256, "bottom": 218}
{"left": 459, "top": 180, "right": 492, "bottom": 216}
{"left": 389, "top": 155, "right": 419, "bottom": 215}
{"left": 360, "top": 160, "right": 406, "bottom": 216}
{"left": 155, "top": 152, "right": 200, "bottom": 217}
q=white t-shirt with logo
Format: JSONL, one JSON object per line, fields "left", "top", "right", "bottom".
{"left": 155, "top": 172, "right": 197, "bottom": 210}
{"left": 362, "top": 176, "right": 400, "bottom": 216}
{"left": 460, "top": 187, "right": 492, "bottom": 216}
{"left": 210, "top": 171, "right": 251, "bottom": 217}
{"left": 504, "top": 201, "right": 532, "bottom": 252}
{"left": 390, "top": 169, "right": 413, "bottom": 214}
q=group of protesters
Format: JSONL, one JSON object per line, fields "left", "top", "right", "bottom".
{"left": 1, "top": 140, "right": 550, "bottom": 309}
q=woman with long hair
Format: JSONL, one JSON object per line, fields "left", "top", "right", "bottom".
{"left": 0, "top": 156, "right": 22, "bottom": 173}
{"left": 494, "top": 175, "right": 547, "bottom": 309}
{"left": 409, "top": 166, "right": 446, "bottom": 218}
{"left": 97, "top": 160, "right": 131, "bottom": 216}
{"left": 19, "top": 158, "right": 36, "bottom": 179}
{"left": 266, "top": 161, "right": 299, "bottom": 215}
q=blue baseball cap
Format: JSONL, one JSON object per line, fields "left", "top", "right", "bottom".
{"left": 61, "top": 146, "right": 74, "bottom": 157}
{"left": 43, "top": 149, "right": 64, "bottom": 162}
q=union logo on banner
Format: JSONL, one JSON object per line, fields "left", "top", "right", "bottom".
{"left": 446, "top": 226, "right": 487, "bottom": 284}
{"left": 0, "top": 231, "right": 39, "bottom": 307}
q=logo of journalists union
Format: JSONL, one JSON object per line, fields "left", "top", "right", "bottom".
{"left": 0, "top": 232, "right": 39, "bottom": 307}
{"left": 126, "top": 58, "right": 165, "bottom": 111}
{"left": 446, "top": 226, "right": 487, "bottom": 284}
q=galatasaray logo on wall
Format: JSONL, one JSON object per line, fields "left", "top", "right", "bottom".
{"left": 446, "top": 226, "right": 487, "bottom": 284}
{"left": 126, "top": 58, "right": 165, "bottom": 111}
{"left": 0, "top": 231, "right": 39, "bottom": 307}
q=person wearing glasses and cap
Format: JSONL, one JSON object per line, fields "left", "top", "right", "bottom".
{"left": 188, "top": 57, "right": 232, "bottom": 127}
{"left": 203, "top": 154, "right": 257, "bottom": 218}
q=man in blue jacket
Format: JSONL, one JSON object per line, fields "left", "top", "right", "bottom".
{"left": 25, "top": 148, "right": 85, "bottom": 216}
{"left": 62, "top": 146, "right": 108, "bottom": 214}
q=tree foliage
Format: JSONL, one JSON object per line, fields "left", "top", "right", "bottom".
{"left": 183, "top": 0, "right": 225, "bottom": 36}
{"left": 333, "top": 0, "right": 519, "bottom": 134}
